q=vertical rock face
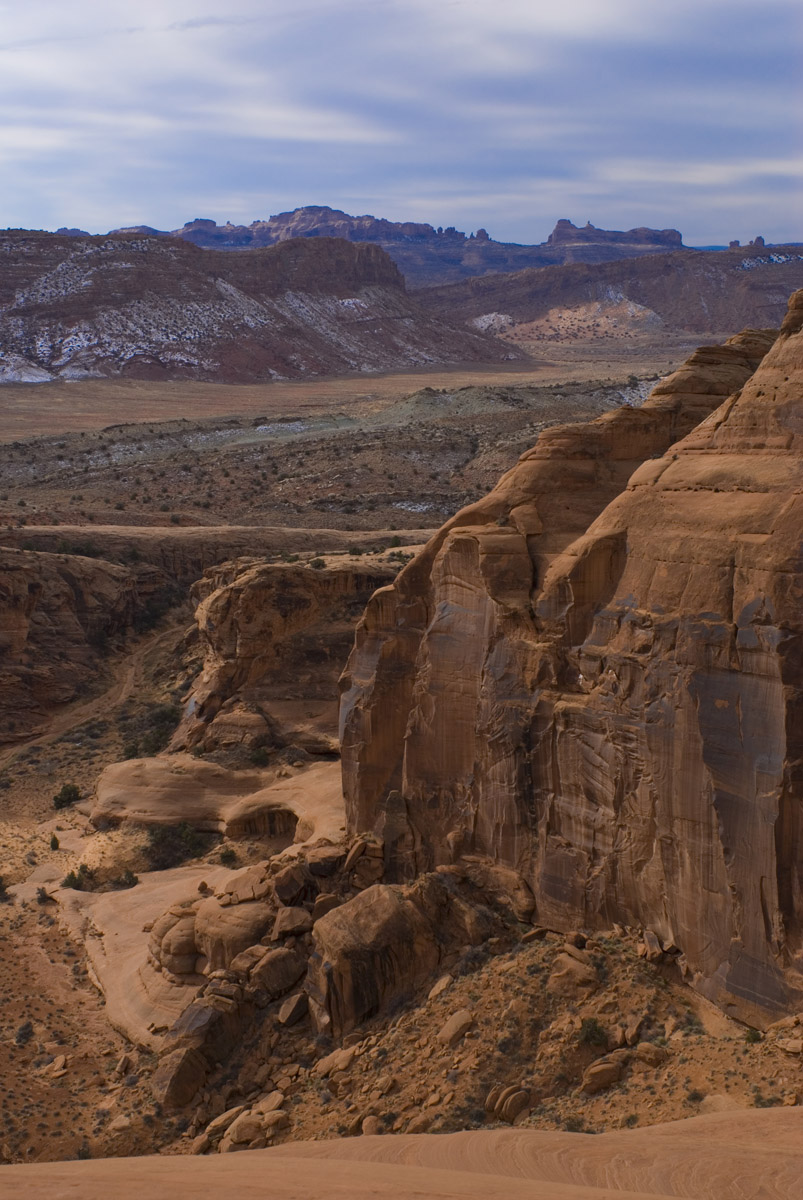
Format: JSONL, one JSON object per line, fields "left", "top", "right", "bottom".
{"left": 339, "top": 308, "right": 803, "bottom": 1024}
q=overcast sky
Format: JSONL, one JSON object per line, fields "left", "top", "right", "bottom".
{"left": 1, "top": 0, "right": 801, "bottom": 245}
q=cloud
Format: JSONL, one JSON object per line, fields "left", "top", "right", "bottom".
{"left": 0, "top": 0, "right": 800, "bottom": 245}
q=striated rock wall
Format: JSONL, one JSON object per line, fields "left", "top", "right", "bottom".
{"left": 419, "top": 245, "right": 803, "bottom": 337}
{"left": 173, "top": 557, "right": 397, "bottom": 756}
{"left": 339, "top": 307, "right": 803, "bottom": 1024}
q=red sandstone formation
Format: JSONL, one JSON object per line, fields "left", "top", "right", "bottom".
{"left": 340, "top": 304, "right": 803, "bottom": 1025}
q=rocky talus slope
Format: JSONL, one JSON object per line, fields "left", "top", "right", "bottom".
{"left": 340, "top": 299, "right": 803, "bottom": 1025}
{"left": 0, "top": 232, "right": 513, "bottom": 383}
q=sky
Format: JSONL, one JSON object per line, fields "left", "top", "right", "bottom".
{"left": 1, "top": 0, "right": 801, "bottom": 246}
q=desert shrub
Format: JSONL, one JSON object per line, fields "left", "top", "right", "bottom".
{"left": 249, "top": 745, "right": 271, "bottom": 767}
{"left": 112, "top": 869, "right": 139, "bottom": 889}
{"left": 309, "top": 557, "right": 326, "bottom": 569}
{"left": 144, "top": 821, "right": 214, "bottom": 870}
{"left": 53, "top": 783, "right": 80, "bottom": 810}
{"left": 36, "top": 886, "right": 51, "bottom": 904}
{"left": 578, "top": 1017, "right": 608, "bottom": 1047}
{"left": 219, "top": 846, "right": 238, "bottom": 867}
{"left": 126, "top": 703, "right": 182, "bottom": 756}
{"left": 744, "top": 1027, "right": 762, "bottom": 1044}
{"left": 685, "top": 1089, "right": 705, "bottom": 1104}
{"left": 680, "top": 1011, "right": 704, "bottom": 1036}
{"left": 62, "top": 864, "right": 95, "bottom": 891}
{"left": 0, "top": 875, "right": 9, "bottom": 901}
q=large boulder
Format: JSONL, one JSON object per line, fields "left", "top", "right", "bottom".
{"left": 306, "top": 872, "right": 496, "bottom": 1038}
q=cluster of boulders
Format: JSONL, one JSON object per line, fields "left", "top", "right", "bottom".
{"left": 148, "top": 838, "right": 531, "bottom": 1112}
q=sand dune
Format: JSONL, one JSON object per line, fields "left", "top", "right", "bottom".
{"left": 8, "top": 1110, "right": 801, "bottom": 1199}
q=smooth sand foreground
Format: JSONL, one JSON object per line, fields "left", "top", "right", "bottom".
{"left": 5, "top": 1108, "right": 802, "bottom": 1200}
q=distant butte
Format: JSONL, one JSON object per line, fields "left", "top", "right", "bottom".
{"left": 93, "top": 209, "right": 692, "bottom": 288}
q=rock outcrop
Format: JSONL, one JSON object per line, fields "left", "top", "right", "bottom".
{"left": 340, "top": 302, "right": 803, "bottom": 1025}
{"left": 0, "top": 231, "right": 513, "bottom": 383}
{"left": 173, "top": 557, "right": 396, "bottom": 756}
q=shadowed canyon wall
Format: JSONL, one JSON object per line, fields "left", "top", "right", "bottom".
{"left": 340, "top": 304, "right": 803, "bottom": 1024}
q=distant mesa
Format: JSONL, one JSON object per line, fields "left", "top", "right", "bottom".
{"left": 93, "top": 206, "right": 695, "bottom": 288}
{"left": 546, "top": 218, "right": 683, "bottom": 249}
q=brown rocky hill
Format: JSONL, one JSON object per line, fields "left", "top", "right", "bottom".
{"left": 340, "top": 298, "right": 803, "bottom": 1027}
{"left": 107, "top": 209, "right": 689, "bottom": 288}
{"left": 418, "top": 244, "right": 803, "bottom": 339}
{"left": 0, "top": 232, "right": 514, "bottom": 384}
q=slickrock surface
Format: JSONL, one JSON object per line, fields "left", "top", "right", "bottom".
{"left": 341, "top": 299, "right": 803, "bottom": 1024}
{"left": 0, "top": 231, "right": 514, "bottom": 384}
{"left": 6, "top": 1109, "right": 802, "bottom": 1198}
{"left": 91, "top": 756, "right": 343, "bottom": 840}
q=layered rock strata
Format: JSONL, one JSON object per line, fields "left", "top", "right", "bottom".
{"left": 172, "top": 557, "right": 397, "bottom": 756}
{"left": 0, "top": 231, "right": 514, "bottom": 383}
{"left": 340, "top": 307, "right": 803, "bottom": 1024}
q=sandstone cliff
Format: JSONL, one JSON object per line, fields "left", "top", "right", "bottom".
{"left": 0, "top": 232, "right": 513, "bottom": 383}
{"left": 173, "top": 557, "right": 397, "bottom": 757}
{"left": 339, "top": 308, "right": 803, "bottom": 1025}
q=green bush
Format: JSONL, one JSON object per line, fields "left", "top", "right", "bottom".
{"left": 53, "top": 783, "right": 80, "bottom": 810}
{"left": 144, "top": 822, "right": 214, "bottom": 870}
{"left": 309, "top": 557, "right": 326, "bottom": 570}
{"left": 50, "top": 833, "right": 60, "bottom": 851}
{"left": 744, "top": 1027, "right": 762, "bottom": 1044}
{"left": 219, "top": 846, "right": 238, "bottom": 867}
{"left": 138, "top": 704, "right": 181, "bottom": 756}
{"left": 62, "top": 864, "right": 95, "bottom": 891}
{"left": 113, "top": 869, "right": 139, "bottom": 889}
{"left": 578, "top": 1017, "right": 608, "bottom": 1047}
